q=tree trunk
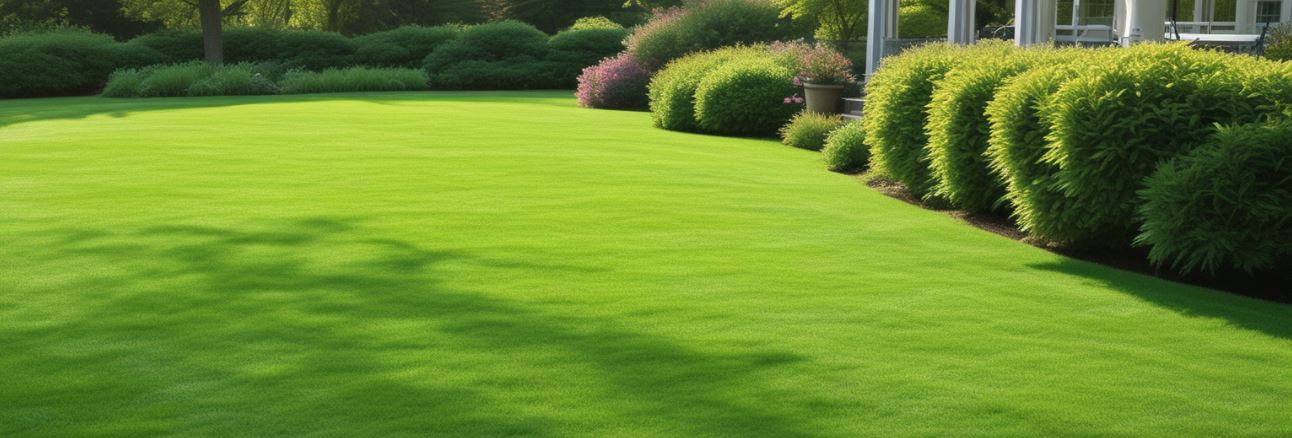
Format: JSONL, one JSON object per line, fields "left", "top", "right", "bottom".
{"left": 199, "top": 0, "right": 224, "bottom": 64}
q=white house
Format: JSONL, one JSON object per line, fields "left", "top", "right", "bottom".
{"left": 865, "top": 0, "right": 1292, "bottom": 76}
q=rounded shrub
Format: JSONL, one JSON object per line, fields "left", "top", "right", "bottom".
{"left": 186, "top": 63, "right": 279, "bottom": 96}
{"left": 861, "top": 43, "right": 960, "bottom": 200}
{"left": 0, "top": 29, "right": 164, "bottom": 97}
{"left": 648, "top": 46, "right": 767, "bottom": 132}
{"left": 576, "top": 52, "right": 652, "bottom": 110}
{"left": 351, "top": 25, "right": 461, "bottom": 68}
{"left": 135, "top": 62, "right": 216, "bottom": 97}
{"left": 780, "top": 111, "right": 844, "bottom": 151}
{"left": 569, "top": 16, "right": 625, "bottom": 31}
{"left": 694, "top": 58, "right": 800, "bottom": 136}
{"left": 1135, "top": 120, "right": 1292, "bottom": 275}
{"left": 546, "top": 27, "right": 631, "bottom": 88}
{"left": 1041, "top": 44, "right": 1268, "bottom": 244}
{"left": 627, "top": 0, "right": 803, "bottom": 69}
{"left": 925, "top": 42, "right": 1033, "bottom": 212}
{"left": 423, "top": 20, "right": 554, "bottom": 89}
{"left": 225, "top": 27, "right": 356, "bottom": 71}
{"left": 985, "top": 64, "right": 1084, "bottom": 241}
{"left": 822, "top": 121, "right": 869, "bottom": 173}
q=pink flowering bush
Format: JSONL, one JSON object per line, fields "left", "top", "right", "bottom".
{"left": 576, "top": 52, "right": 652, "bottom": 110}
{"left": 794, "top": 44, "right": 856, "bottom": 85}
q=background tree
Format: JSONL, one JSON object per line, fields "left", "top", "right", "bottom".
{"left": 0, "top": 0, "right": 160, "bottom": 38}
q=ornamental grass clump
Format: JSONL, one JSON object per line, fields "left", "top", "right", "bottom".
{"left": 576, "top": 52, "right": 652, "bottom": 110}
{"left": 822, "top": 121, "right": 868, "bottom": 172}
{"left": 862, "top": 43, "right": 962, "bottom": 201}
{"left": 1136, "top": 120, "right": 1292, "bottom": 275}
{"left": 780, "top": 111, "right": 843, "bottom": 150}
{"left": 1040, "top": 43, "right": 1268, "bottom": 244}
{"left": 925, "top": 42, "right": 1035, "bottom": 212}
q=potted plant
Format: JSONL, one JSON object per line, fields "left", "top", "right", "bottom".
{"left": 793, "top": 45, "right": 856, "bottom": 115}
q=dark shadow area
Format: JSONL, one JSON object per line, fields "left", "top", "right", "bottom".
{"left": 2, "top": 217, "right": 817, "bottom": 436}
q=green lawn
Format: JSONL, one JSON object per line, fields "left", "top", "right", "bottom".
{"left": 1, "top": 91, "right": 1289, "bottom": 437}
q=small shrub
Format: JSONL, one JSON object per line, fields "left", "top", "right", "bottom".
{"left": 648, "top": 46, "right": 767, "bottom": 131}
{"left": 569, "top": 16, "right": 625, "bottom": 31}
{"left": 103, "top": 62, "right": 280, "bottom": 97}
{"left": 862, "top": 43, "right": 960, "bottom": 200}
{"left": 576, "top": 52, "right": 652, "bottom": 109}
{"left": 423, "top": 20, "right": 554, "bottom": 89}
{"left": 925, "top": 42, "right": 1032, "bottom": 212}
{"left": 1136, "top": 120, "right": 1292, "bottom": 274}
{"left": 1041, "top": 44, "right": 1268, "bottom": 244}
{"left": 822, "top": 121, "right": 869, "bottom": 172}
{"left": 780, "top": 111, "right": 843, "bottom": 151}
{"left": 1264, "top": 22, "right": 1292, "bottom": 61}
{"left": 0, "top": 29, "right": 164, "bottom": 97}
{"left": 101, "top": 68, "right": 150, "bottom": 98}
{"left": 627, "top": 0, "right": 803, "bottom": 69}
{"left": 352, "top": 25, "right": 461, "bottom": 68}
{"left": 546, "top": 27, "right": 631, "bottom": 88}
{"left": 694, "top": 57, "right": 800, "bottom": 136}
{"left": 135, "top": 62, "right": 215, "bottom": 97}
{"left": 186, "top": 64, "right": 278, "bottom": 96}
{"left": 279, "top": 67, "right": 428, "bottom": 94}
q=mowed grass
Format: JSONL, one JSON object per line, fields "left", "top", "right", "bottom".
{"left": 1, "top": 91, "right": 1289, "bottom": 437}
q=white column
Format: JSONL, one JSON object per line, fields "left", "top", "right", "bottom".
{"left": 1236, "top": 0, "right": 1252, "bottom": 33}
{"left": 866, "top": 0, "right": 897, "bottom": 79}
{"left": 1016, "top": 0, "right": 1057, "bottom": 45}
{"left": 1121, "top": 0, "right": 1167, "bottom": 45}
{"left": 887, "top": 0, "right": 900, "bottom": 39}
{"left": 1283, "top": 0, "right": 1292, "bottom": 22}
{"left": 948, "top": 0, "right": 977, "bottom": 44}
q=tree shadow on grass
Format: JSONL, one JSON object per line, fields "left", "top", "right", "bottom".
{"left": 1028, "top": 259, "right": 1292, "bottom": 340}
{"left": 2, "top": 216, "right": 816, "bottom": 436}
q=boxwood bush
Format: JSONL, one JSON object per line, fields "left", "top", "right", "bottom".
{"left": 0, "top": 29, "right": 164, "bottom": 97}
{"left": 1136, "top": 120, "right": 1292, "bottom": 274}
{"left": 862, "top": 43, "right": 960, "bottom": 200}
{"left": 822, "top": 121, "right": 868, "bottom": 172}
{"left": 1040, "top": 44, "right": 1270, "bottom": 244}
{"left": 648, "top": 46, "right": 767, "bottom": 132}
{"left": 545, "top": 27, "right": 631, "bottom": 88}
{"left": 694, "top": 57, "right": 800, "bottom": 136}
{"left": 780, "top": 111, "right": 844, "bottom": 151}
{"left": 423, "top": 20, "right": 555, "bottom": 89}
{"left": 279, "top": 67, "right": 428, "bottom": 94}
{"left": 925, "top": 41, "right": 1030, "bottom": 212}
{"left": 627, "top": 0, "right": 803, "bottom": 69}
{"left": 351, "top": 25, "right": 461, "bottom": 68}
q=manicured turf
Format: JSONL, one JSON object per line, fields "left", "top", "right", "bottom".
{"left": 1, "top": 91, "right": 1289, "bottom": 436}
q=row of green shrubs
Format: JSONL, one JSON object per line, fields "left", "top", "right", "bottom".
{"left": 1, "top": 19, "right": 627, "bottom": 98}
{"left": 860, "top": 42, "right": 1292, "bottom": 275}
{"left": 102, "top": 63, "right": 427, "bottom": 97}
{"left": 647, "top": 45, "right": 802, "bottom": 136}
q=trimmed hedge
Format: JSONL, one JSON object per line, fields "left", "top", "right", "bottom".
{"left": 546, "top": 27, "right": 631, "bottom": 88}
{"left": 423, "top": 20, "right": 555, "bottom": 89}
{"left": 648, "top": 46, "right": 766, "bottom": 131}
{"left": 695, "top": 57, "right": 799, "bottom": 136}
{"left": 925, "top": 42, "right": 1034, "bottom": 212}
{"left": 351, "top": 25, "right": 461, "bottom": 68}
{"left": 780, "top": 111, "right": 844, "bottom": 151}
{"left": 225, "top": 27, "right": 356, "bottom": 70}
{"left": 1040, "top": 44, "right": 1270, "bottom": 244}
{"left": 862, "top": 43, "right": 960, "bottom": 200}
{"left": 279, "top": 67, "right": 428, "bottom": 94}
{"left": 627, "top": 0, "right": 803, "bottom": 69}
{"left": 0, "top": 30, "right": 164, "bottom": 97}
{"left": 1136, "top": 120, "right": 1292, "bottom": 274}
{"left": 822, "top": 121, "right": 868, "bottom": 173}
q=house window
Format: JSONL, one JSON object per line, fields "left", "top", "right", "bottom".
{"left": 1256, "top": 0, "right": 1281, "bottom": 24}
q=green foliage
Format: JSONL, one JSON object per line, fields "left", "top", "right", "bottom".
{"left": 772, "top": 0, "right": 867, "bottom": 41}
{"left": 694, "top": 57, "right": 800, "bottom": 136}
{"left": 186, "top": 63, "right": 281, "bottom": 96}
{"left": 861, "top": 43, "right": 959, "bottom": 200}
{"left": 627, "top": 0, "right": 803, "bottom": 69}
{"left": 1041, "top": 44, "right": 1269, "bottom": 244}
{"left": 127, "top": 29, "right": 202, "bottom": 62}
{"left": 545, "top": 27, "right": 631, "bottom": 88}
{"left": 1264, "top": 22, "right": 1292, "bottom": 61}
{"left": 925, "top": 42, "right": 1033, "bottom": 212}
{"left": 780, "top": 111, "right": 844, "bottom": 151}
{"left": 103, "top": 62, "right": 280, "bottom": 97}
{"left": 648, "top": 46, "right": 767, "bottom": 131}
{"left": 899, "top": 2, "right": 947, "bottom": 37}
{"left": 822, "top": 120, "right": 869, "bottom": 172}
{"left": 1136, "top": 120, "right": 1292, "bottom": 275}
{"left": 0, "top": 29, "right": 164, "bottom": 97}
{"left": 351, "top": 25, "right": 461, "bottom": 68}
{"left": 568, "top": 16, "right": 626, "bottom": 31}
{"left": 279, "top": 67, "right": 428, "bottom": 93}
{"left": 985, "top": 64, "right": 1083, "bottom": 241}
{"left": 423, "top": 20, "right": 555, "bottom": 89}
{"left": 224, "top": 27, "right": 357, "bottom": 70}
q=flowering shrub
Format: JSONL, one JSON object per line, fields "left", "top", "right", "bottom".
{"left": 794, "top": 44, "right": 856, "bottom": 85}
{"left": 576, "top": 52, "right": 652, "bottom": 110}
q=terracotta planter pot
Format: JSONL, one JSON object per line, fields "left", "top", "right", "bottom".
{"left": 803, "top": 82, "right": 845, "bottom": 115}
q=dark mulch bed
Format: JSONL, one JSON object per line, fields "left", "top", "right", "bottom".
{"left": 861, "top": 174, "right": 1291, "bottom": 304}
